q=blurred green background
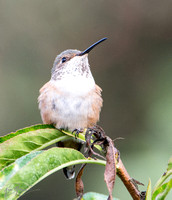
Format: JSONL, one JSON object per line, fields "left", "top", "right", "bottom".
{"left": 0, "top": 1, "right": 172, "bottom": 199}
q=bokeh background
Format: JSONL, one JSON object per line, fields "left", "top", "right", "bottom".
{"left": 0, "top": 1, "right": 172, "bottom": 199}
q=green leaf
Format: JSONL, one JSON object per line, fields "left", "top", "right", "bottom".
{"left": 152, "top": 157, "right": 172, "bottom": 199}
{"left": 0, "top": 124, "right": 52, "bottom": 143}
{"left": 82, "top": 192, "right": 119, "bottom": 200}
{"left": 0, "top": 124, "right": 70, "bottom": 170}
{"left": 152, "top": 179, "right": 172, "bottom": 200}
{"left": 153, "top": 157, "right": 172, "bottom": 194}
{"left": 0, "top": 147, "right": 106, "bottom": 200}
{"left": 0, "top": 151, "right": 42, "bottom": 189}
{"left": 145, "top": 179, "right": 152, "bottom": 200}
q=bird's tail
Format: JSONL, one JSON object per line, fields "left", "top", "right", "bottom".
{"left": 63, "top": 165, "right": 75, "bottom": 179}
{"left": 57, "top": 139, "right": 82, "bottom": 179}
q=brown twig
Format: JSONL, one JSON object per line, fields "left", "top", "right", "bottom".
{"left": 84, "top": 126, "right": 142, "bottom": 200}
{"left": 116, "top": 157, "right": 141, "bottom": 200}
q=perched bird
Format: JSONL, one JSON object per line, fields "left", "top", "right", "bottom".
{"left": 38, "top": 38, "right": 107, "bottom": 179}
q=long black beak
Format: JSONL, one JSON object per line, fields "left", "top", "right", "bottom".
{"left": 78, "top": 37, "right": 107, "bottom": 56}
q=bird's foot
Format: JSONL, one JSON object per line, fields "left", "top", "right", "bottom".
{"left": 85, "top": 125, "right": 106, "bottom": 146}
{"left": 85, "top": 125, "right": 106, "bottom": 159}
{"left": 72, "top": 128, "right": 84, "bottom": 139}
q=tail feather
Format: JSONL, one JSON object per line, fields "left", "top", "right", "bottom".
{"left": 57, "top": 139, "right": 82, "bottom": 179}
{"left": 63, "top": 165, "right": 75, "bottom": 179}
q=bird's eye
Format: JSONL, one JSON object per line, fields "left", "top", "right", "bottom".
{"left": 62, "top": 57, "right": 67, "bottom": 63}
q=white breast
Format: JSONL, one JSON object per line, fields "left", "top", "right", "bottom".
{"left": 42, "top": 80, "right": 96, "bottom": 130}
{"left": 50, "top": 76, "right": 95, "bottom": 96}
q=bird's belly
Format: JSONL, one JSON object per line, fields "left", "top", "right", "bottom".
{"left": 50, "top": 95, "right": 93, "bottom": 131}
{"left": 39, "top": 82, "right": 102, "bottom": 131}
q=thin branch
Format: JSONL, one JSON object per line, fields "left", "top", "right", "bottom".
{"left": 116, "top": 157, "right": 141, "bottom": 200}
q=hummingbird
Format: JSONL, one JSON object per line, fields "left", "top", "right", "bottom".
{"left": 38, "top": 38, "right": 107, "bottom": 179}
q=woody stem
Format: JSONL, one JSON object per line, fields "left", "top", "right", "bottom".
{"left": 116, "top": 157, "right": 141, "bottom": 200}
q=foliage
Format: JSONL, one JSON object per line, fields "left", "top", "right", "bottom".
{"left": 149, "top": 157, "right": 172, "bottom": 200}
{"left": 0, "top": 124, "right": 171, "bottom": 200}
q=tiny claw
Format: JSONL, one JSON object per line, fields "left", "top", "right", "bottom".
{"left": 89, "top": 125, "right": 106, "bottom": 140}
{"left": 72, "top": 128, "right": 83, "bottom": 139}
{"left": 85, "top": 128, "right": 95, "bottom": 147}
{"left": 84, "top": 127, "right": 106, "bottom": 160}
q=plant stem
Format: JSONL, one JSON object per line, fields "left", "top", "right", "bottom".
{"left": 116, "top": 158, "right": 141, "bottom": 200}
